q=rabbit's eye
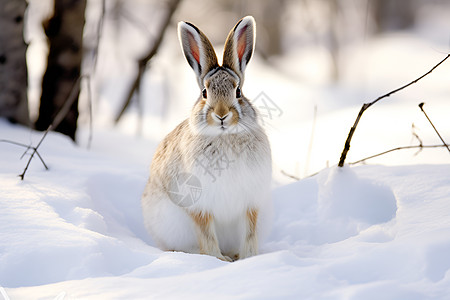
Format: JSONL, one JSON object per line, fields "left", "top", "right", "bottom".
{"left": 202, "top": 88, "right": 207, "bottom": 99}
{"left": 236, "top": 87, "right": 242, "bottom": 98}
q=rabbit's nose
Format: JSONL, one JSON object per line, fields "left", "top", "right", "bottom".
{"left": 216, "top": 113, "right": 229, "bottom": 121}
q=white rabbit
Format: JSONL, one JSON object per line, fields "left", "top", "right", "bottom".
{"left": 141, "top": 16, "right": 272, "bottom": 261}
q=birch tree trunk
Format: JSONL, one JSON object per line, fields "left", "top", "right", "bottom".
{"left": 0, "top": 0, "right": 30, "bottom": 126}
{"left": 35, "top": 0, "right": 86, "bottom": 141}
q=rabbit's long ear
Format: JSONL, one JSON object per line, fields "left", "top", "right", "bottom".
{"left": 222, "top": 16, "right": 255, "bottom": 83}
{"left": 178, "top": 21, "right": 219, "bottom": 88}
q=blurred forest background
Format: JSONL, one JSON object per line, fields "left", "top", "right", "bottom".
{"left": 1, "top": 0, "right": 449, "bottom": 177}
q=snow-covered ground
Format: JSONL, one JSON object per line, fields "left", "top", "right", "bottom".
{"left": 1, "top": 119, "right": 450, "bottom": 299}
{"left": 2, "top": 1, "right": 450, "bottom": 299}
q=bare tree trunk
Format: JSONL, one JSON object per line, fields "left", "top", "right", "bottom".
{"left": 35, "top": 0, "right": 86, "bottom": 141}
{"left": 0, "top": 0, "right": 30, "bottom": 126}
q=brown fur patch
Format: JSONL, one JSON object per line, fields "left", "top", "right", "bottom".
{"left": 247, "top": 208, "right": 258, "bottom": 238}
{"left": 190, "top": 211, "right": 212, "bottom": 229}
{"left": 192, "top": 99, "right": 206, "bottom": 116}
{"left": 214, "top": 102, "right": 229, "bottom": 118}
{"left": 189, "top": 211, "right": 216, "bottom": 254}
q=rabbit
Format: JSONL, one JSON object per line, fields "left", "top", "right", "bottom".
{"left": 141, "top": 16, "right": 272, "bottom": 261}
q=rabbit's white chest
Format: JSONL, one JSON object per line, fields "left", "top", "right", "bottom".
{"left": 189, "top": 142, "right": 271, "bottom": 222}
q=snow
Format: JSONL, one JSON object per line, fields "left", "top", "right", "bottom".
{"left": 2, "top": 1, "right": 450, "bottom": 298}
{"left": 1, "top": 118, "right": 450, "bottom": 299}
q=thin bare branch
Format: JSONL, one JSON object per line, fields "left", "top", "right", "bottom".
{"left": 419, "top": 102, "right": 450, "bottom": 154}
{"left": 4, "top": 75, "right": 85, "bottom": 180}
{"left": 411, "top": 123, "right": 423, "bottom": 156}
{"left": 281, "top": 170, "right": 300, "bottom": 181}
{"left": 119, "top": 6, "right": 152, "bottom": 36}
{"left": 338, "top": 53, "right": 450, "bottom": 167}
{"left": 18, "top": 126, "right": 52, "bottom": 180}
{"left": 349, "top": 144, "right": 449, "bottom": 165}
{"left": 84, "top": 75, "right": 94, "bottom": 149}
{"left": 0, "top": 139, "right": 48, "bottom": 170}
{"left": 52, "top": 77, "right": 82, "bottom": 130}
{"left": 92, "top": 0, "right": 106, "bottom": 73}
{"left": 411, "top": 123, "right": 423, "bottom": 145}
{"left": 115, "top": 0, "right": 181, "bottom": 124}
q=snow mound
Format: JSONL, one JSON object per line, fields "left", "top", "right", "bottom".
{"left": 268, "top": 166, "right": 397, "bottom": 247}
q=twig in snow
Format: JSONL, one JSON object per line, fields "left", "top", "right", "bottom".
{"left": 17, "top": 127, "right": 52, "bottom": 180}
{"left": 419, "top": 102, "right": 450, "bottom": 154}
{"left": 338, "top": 53, "right": 450, "bottom": 167}
{"left": 281, "top": 170, "right": 300, "bottom": 181}
{"left": 0, "top": 139, "right": 49, "bottom": 170}
{"left": 349, "top": 144, "right": 450, "bottom": 165}
{"left": 3, "top": 76, "right": 83, "bottom": 180}
{"left": 410, "top": 123, "right": 423, "bottom": 156}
